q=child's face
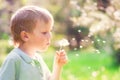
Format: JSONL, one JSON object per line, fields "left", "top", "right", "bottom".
{"left": 28, "top": 20, "right": 53, "bottom": 51}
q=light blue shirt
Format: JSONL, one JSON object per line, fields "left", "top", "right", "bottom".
{"left": 0, "top": 48, "right": 51, "bottom": 80}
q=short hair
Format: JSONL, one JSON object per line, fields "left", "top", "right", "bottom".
{"left": 10, "top": 5, "right": 54, "bottom": 45}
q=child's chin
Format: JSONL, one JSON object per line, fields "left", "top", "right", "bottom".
{"left": 39, "top": 47, "right": 48, "bottom": 52}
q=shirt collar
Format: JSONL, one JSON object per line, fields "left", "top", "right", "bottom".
{"left": 13, "top": 48, "right": 32, "bottom": 64}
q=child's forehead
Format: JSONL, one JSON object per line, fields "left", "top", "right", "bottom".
{"left": 35, "top": 20, "right": 53, "bottom": 30}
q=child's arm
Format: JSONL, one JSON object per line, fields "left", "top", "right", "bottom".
{"left": 50, "top": 50, "right": 68, "bottom": 80}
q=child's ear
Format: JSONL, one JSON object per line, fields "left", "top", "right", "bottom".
{"left": 20, "top": 31, "right": 29, "bottom": 42}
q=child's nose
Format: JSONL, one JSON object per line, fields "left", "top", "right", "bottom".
{"left": 46, "top": 32, "right": 52, "bottom": 39}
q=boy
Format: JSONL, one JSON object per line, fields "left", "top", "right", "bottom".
{"left": 0, "top": 6, "right": 68, "bottom": 80}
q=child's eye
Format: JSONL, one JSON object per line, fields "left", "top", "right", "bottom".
{"left": 41, "top": 32, "right": 47, "bottom": 34}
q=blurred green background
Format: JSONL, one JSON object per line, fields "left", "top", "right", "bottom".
{"left": 0, "top": 0, "right": 120, "bottom": 80}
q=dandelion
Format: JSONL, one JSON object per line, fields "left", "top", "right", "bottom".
{"left": 58, "top": 38, "right": 70, "bottom": 50}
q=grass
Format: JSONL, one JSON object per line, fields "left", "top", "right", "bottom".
{"left": 43, "top": 48, "right": 120, "bottom": 80}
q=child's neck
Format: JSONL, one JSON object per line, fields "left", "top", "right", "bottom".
{"left": 18, "top": 44, "right": 36, "bottom": 58}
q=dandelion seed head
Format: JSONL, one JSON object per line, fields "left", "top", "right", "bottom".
{"left": 59, "top": 38, "right": 70, "bottom": 47}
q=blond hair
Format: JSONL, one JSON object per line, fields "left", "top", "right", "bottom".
{"left": 10, "top": 6, "right": 54, "bottom": 45}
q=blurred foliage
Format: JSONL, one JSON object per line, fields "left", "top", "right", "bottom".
{"left": 0, "top": 33, "right": 9, "bottom": 40}
{"left": 65, "top": 0, "right": 120, "bottom": 65}
{"left": 0, "top": 40, "right": 14, "bottom": 66}
{"left": 0, "top": 40, "right": 13, "bottom": 54}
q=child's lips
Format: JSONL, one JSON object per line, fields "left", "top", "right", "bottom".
{"left": 47, "top": 42, "right": 50, "bottom": 45}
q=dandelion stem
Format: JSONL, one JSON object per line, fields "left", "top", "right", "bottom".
{"left": 59, "top": 45, "right": 63, "bottom": 50}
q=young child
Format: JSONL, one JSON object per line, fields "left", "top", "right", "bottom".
{"left": 0, "top": 6, "right": 68, "bottom": 80}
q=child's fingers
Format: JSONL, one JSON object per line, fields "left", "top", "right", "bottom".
{"left": 56, "top": 50, "right": 66, "bottom": 56}
{"left": 59, "top": 57, "right": 68, "bottom": 64}
{"left": 55, "top": 49, "right": 68, "bottom": 64}
{"left": 56, "top": 51, "right": 59, "bottom": 55}
{"left": 59, "top": 54, "right": 68, "bottom": 62}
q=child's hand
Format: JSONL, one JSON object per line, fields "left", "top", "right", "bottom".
{"left": 55, "top": 50, "right": 68, "bottom": 67}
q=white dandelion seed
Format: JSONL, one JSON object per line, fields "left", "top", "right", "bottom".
{"left": 102, "top": 41, "right": 106, "bottom": 43}
{"left": 81, "top": 39, "right": 84, "bottom": 42}
{"left": 95, "top": 49, "right": 100, "bottom": 54}
{"left": 58, "top": 38, "right": 70, "bottom": 50}
{"left": 78, "top": 30, "right": 81, "bottom": 33}
{"left": 92, "top": 71, "right": 98, "bottom": 77}
{"left": 97, "top": 39, "right": 100, "bottom": 42}
{"left": 72, "top": 38, "right": 76, "bottom": 40}
{"left": 75, "top": 54, "right": 79, "bottom": 57}
{"left": 74, "top": 48, "right": 77, "bottom": 50}
{"left": 85, "top": 40, "right": 89, "bottom": 42}
{"left": 79, "top": 46, "right": 83, "bottom": 49}
{"left": 91, "top": 41, "right": 94, "bottom": 44}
